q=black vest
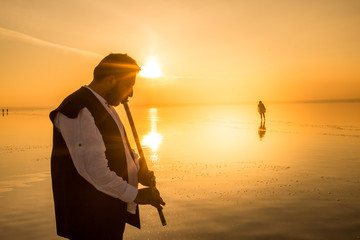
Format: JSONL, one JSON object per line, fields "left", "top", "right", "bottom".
{"left": 49, "top": 87, "right": 140, "bottom": 240}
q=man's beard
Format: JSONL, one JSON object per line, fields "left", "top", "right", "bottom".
{"left": 105, "top": 86, "right": 121, "bottom": 106}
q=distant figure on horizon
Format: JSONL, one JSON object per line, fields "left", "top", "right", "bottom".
{"left": 2, "top": 109, "right": 4, "bottom": 116}
{"left": 258, "top": 101, "right": 266, "bottom": 121}
{"left": 49, "top": 53, "right": 165, "bottom": 240}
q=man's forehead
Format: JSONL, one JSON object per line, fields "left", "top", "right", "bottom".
{"left": 115, "top": 74, "right": 136, "bottom": 85}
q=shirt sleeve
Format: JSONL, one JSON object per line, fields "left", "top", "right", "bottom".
{"left": 54, "top": 108, "right": 138, "bottom": 203}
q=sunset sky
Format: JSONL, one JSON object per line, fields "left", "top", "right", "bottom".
{"left": 0, "top": 0, "right": 359, "bottom": 107}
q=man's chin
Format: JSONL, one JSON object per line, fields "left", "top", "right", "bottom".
{"left": 107, "top": 99, "right": 121, "bottom": 106}
{"left": 120, "top": 97, "right": 130, "bottom": 104}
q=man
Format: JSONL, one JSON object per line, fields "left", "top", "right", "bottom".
{"left": 49, "top": 53, "right": 165, "bottom": 240}
{"left": 258, "top": 100, "right": 266, "bottom": 121}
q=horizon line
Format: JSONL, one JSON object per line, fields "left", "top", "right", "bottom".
{"left": 2, "top": 98, "right": 359, "bottom": 109}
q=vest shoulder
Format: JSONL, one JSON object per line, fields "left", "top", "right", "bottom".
{"left": 50, "top": 87, "right": 93, "bottom": 122}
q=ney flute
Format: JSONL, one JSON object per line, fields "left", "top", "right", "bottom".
{"left": 122, "top": 101, "right": 167, "bottom": 226}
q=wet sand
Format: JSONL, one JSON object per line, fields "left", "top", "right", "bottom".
{"left": 0, "top": 104, "right": 360, "bottom": 239}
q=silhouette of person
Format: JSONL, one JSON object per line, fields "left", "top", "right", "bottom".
{"left": 258, "top": 121, "right": 266, "bottom": 140}
{"left": 2, "top": 109, "right": 4, "bottom": 116}
{"left": 258, "top": 101, "right": 266, "bottom": 121}
{"left": 49, "top": 53, "right": 165, "bottom": 240}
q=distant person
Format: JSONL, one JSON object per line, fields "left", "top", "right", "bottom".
{"left": 2, "top": 109, "right": 4, "bottom": 116}
{"left": 49, "top": 53, "right": 165, "bottom": 240}
{"left": 258, "top": 101, "right": 266, "bottom": 121}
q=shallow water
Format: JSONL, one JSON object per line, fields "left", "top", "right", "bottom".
{"left": 0, "top": 103, "right": 359, "bottom": 239}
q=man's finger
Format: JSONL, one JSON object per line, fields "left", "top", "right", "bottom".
{"left": 159, "top": 197, "right": 166, "bottom": 206}
{"left": 151, "top": 201, "right": 163, "bottom": 210}
{"left": 154, "top": 194, "right": 165, "bottom": 206}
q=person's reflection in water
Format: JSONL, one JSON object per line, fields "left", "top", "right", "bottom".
{"left": 258, "top": 120, "right": 266, "bottom": 140}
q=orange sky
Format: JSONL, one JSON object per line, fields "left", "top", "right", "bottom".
{"left": 0, "top": 0, "right": 359, "bottom": 107}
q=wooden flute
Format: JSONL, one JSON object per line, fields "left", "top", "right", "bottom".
{"left": 122, "top": 101, "right": 167, "bottom": 226}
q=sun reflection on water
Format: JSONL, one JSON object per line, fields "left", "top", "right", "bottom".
{"left": 141, "top": 108, "right": 162, "bottom": 165}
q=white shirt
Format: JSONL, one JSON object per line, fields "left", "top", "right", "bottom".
{"left": 54, "top": 86, "right": 140, "bottom": 214}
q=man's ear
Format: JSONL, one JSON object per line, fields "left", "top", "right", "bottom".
{"left": 104, "top": 74, "right": 116, "bottom": 86}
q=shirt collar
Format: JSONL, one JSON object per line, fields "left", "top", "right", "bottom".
{"left": 84, "top": 85, "right": 110, "bottom": 108}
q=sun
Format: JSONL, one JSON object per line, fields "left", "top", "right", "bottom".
{"left": 140, "top": 57, "right": 162, "bottom": 78}
{"left": 142, "top": 132, "right": 162, "bottom": 152}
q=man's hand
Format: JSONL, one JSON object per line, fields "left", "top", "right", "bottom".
{"left": 138, "top": 169, "right": 156, "bottom": 187}
{"left": 134, "top": 187, "right": 165, "bottom": 210}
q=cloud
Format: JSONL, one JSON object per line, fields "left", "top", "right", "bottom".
{"left": 0, "top": 26, "right": 103, "bottom": 57}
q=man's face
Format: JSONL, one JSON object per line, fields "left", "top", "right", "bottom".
{"left": 105, "top": 74, "right": 136, "bottom": 106}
